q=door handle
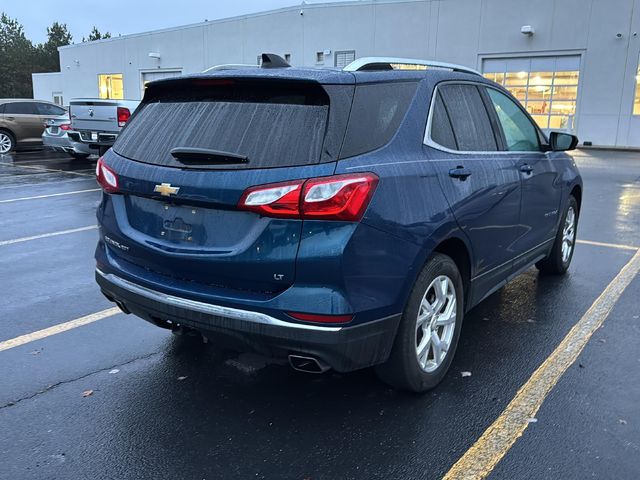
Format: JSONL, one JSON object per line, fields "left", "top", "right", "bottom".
{"left": 520, "top": 164, "right": 534, "bottom": 174}
{"left": 449, "top": 166, "right": 472, "bottom": 181}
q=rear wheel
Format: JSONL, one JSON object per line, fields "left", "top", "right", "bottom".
{"left": 536, "top": 196, "right": 578, "bottom": 275}
{"left": 0, "top": 131, "right": 15, "bottom": 154}
{"left": 376, "top": 253, "right": 464, "bottom": 392}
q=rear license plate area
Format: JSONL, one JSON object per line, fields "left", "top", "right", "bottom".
{"left": 126, "top": 196, "right": 204, "bottom": 245}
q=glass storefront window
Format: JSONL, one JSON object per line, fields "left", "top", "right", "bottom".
{"left": 531, "top": 115, "right": 549, "bottom": 128}
{"left": 483, "top": 72, "right": 504, "bottom": 84}
{"left": 98, "top": 74, "right": 124, "bottom": 99}
{"left": 553, "top": 71, "right": 580, "bottom": 84}
{"left": 550, "top": 101, "right": 576, "bottom": 115}
{"left": 528, "top": 72, "right": 553, "bottom": 86}
{"left": 525, "top": 101, "right": 549, "bottom": 115}
{"left": 549, "top": 116, "right": 572, "bottom": 129}
{"left": 552, "top": 85, "right": 578, "bottom": 99}
{"left": 483, "top": 59, "right": 580, "bottom": 130}
{"left": 634, "top": 60, "right": 640, "bottom": 115}
{"left": 507, "top": 85, "right": 527, "bottom": 100}
{"left": 526, "top": 86, "right": 552, "bottom": 101}
{"left": 504, "top": 71, "right": 528, "bottom": 86}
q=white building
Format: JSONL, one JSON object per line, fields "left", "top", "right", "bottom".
{"left": 32, "top": 0, "right": 640, "bottom": 148}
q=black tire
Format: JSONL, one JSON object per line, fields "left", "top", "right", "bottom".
{"left": 536, "top": 196, "right": 579, "bottom": 275}
{"left": 375, "top": 253, "right": 464, "bottom": 393}
{"left": 68, "top": 152, "right": 90, "bottom": 160}
{"left": 0, "top": 130, "right": 15, "bottom": 154}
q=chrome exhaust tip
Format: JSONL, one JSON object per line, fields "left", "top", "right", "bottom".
{"left": 288, "top": 355, "right": 331, "bottom": 374}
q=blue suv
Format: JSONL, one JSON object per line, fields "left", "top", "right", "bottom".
{"left": 95, "top": 55, "right": 582, "bottom": 392}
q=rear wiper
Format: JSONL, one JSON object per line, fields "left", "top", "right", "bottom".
{"left": 170, "top": 147, "right": 248, "bottom": 165}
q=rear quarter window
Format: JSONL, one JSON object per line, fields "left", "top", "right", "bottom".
{"left": 339, "top": 81, "right": 418, "bottom": 159}
{"left": 429, "top": 92, "right": 457, "bottom": 150}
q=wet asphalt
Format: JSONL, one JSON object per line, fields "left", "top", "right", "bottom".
{"left": 0, "top": 149, "right": 638, "bottom": 480}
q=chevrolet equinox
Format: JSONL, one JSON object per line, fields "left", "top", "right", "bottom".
{"left": 95, "top": 55, "right": 582, "bottom": 392}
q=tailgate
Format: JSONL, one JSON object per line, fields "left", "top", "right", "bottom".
{"left": 70, "top": 101, "right": 118, "bottom": 132}
{"left": 100, "top": 77, "right": 353, "bottom": 293}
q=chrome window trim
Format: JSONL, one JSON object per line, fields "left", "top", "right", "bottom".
{"left": 96, "top": 269, "right": 343, "bottom": 332}
{"left": 423, "top": 80, "right": 546, "bottom": 156}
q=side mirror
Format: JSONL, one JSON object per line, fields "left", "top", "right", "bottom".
{"left": 549, "top": 131, "right": 579, "bottom": 151}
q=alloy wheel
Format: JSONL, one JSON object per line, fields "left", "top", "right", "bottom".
{"left": 415, "top": 275, "right": 457, "bottom": 373}
{"left": 562, "top": 206, "right": 576, "bottom": 263}
{"left": 0, "top": 133, "right": 11, "bottom": 154}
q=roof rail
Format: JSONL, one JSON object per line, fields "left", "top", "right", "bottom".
{"left": 343, "top": 57, "right": 481, "bottom": 76}
{"left": 202, "top": 64, "right": 259, "bottom": 73}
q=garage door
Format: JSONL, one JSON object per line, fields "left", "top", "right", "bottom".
{"left": 482, "top": 56, "right": 581, "bottom": 132}
{"left": 141, "top": 70, "right": 182, "bottom": 97}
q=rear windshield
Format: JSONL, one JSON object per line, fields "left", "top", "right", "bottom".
{"left": 113, "top": 79, "right": 331, "bottom": 169}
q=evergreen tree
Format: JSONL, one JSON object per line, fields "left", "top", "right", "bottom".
{"left": 83, "top": 26, "right": 111, "bottom": 42}
{"left": 0, "top": 13, "right": 36, "bottom": 97}
{"left": 38, "top": 22, "right": 72, "bottom": 72}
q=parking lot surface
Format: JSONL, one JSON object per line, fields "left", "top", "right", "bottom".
{"left": 0, "top": 149, "right": 638, "bottom": 479}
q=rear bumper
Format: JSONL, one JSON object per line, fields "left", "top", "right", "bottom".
{"left": 96, "top": 268, "right": 400, "bottom": 372}
{"left": 43, "top": 134, "right": 96, "bottom": 155}
{"left": 69, "top": 130, "right": 118, "bottom": 148}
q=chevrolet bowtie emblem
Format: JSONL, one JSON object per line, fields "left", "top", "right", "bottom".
{"left": 154, "top": 183, "right": 180, "bottom": 196}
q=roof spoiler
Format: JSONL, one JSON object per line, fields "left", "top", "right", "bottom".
{"left": 260, "top": 53, "right": 291, "bottom": 69}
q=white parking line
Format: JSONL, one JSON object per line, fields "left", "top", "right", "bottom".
{"left": 0, "top": 188, "right": 100, "bottom": 204}
{"left": 0, "top": 225, "right": 98, "bottom": 246}
{"left": 0, "top": 308, "right": 121, "bottom": 353}
{"left": 0, "top": 162, "right": 92, "bottom": 177}
{"left": 0, "top": 177, "right": 97, "bottom": 191}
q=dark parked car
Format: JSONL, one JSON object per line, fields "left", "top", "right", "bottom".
{"left": 95, "top": 55, "right": 582, "bottom": 392}
{"left": 0, "top": 99, "right": 67, "bottom": 153}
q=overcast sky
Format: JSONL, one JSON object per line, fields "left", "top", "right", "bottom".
{"left": 2, "top": 0, "right": 348, "bottom": 44}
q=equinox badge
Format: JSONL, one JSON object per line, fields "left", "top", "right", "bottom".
{"left": 154, "top": 183, "right": 180, "bottom": 197}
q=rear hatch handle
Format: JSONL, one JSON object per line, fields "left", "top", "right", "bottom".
{"left": 170, "top": 147, "right": 249, "bottom": 166}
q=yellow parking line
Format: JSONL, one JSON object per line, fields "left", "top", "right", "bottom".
{"left": 0, "top": 188, "right": 100, "bottom": 204}
{"left": 0, "top": 225, "right": 98, "bottom": 246}
{"left": 443, "top": 248, "right": 640, "bottom": 480}
{"left": 576, "top": 239, "right": 638, "bottom": 251}
{"left": 0, "top": 308, "right": 120, "bottom": 353}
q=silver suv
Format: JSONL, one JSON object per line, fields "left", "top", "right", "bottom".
{"left": 0, "top": 99, "right": 67, "bottom": 154}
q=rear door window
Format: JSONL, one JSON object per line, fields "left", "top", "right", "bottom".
{"left": 436, "top": 84, "right": 497, "bottom": 151}
{"left": 113, "top": 80, "right": 332, "bottom": 169}
{"left": 485, "top": 88, "right": 541, "bottom": 151}
{"left": 4, "top": 102, "right": 38, "bottom": 115}
{"left": 36, "top": 103, "right": 66, "bottom": 116}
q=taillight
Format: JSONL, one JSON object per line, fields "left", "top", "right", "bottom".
{"left": 59, "top": 124, "right": 72, "bottom": 131}
{"left": 237, "top": 173, "right": 378, "bottom": 221}
{"left": 117, "top": 107, "right": 131, "bottom": 127}
{"left": 238, "top": 180, "right": 305, "bottom": 218}
{"left": 287, "top": 312, "right": 354, "bottom": 324}
{"left": 301, "top": 173, "right": 379, "bottom": 220}
{"left": 96, "top": 156, "right": 119, "bottom": 193}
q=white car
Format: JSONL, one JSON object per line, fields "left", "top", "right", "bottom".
{"left": 42, "top": 115, "right": 98, "bottom": 159}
